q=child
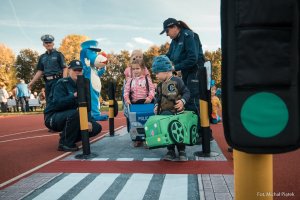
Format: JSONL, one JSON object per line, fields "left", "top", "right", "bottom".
{"left": 124, "top": 49, "right": 150, "bottom": 80}
{"left": 123, "top": 59, "right": 155, "bottom": 147}
{"left": 152, "top": 55, "right": 190, "bottom": 161}
{"left": 123, "top": 59, "right": 155, "bottom": 104}
{"left": 211, "top": 87, "right": 222, "bottom": 124}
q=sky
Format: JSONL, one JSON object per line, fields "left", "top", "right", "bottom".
{"left": 0, "top": 0, "right": 221, "bottom": 55}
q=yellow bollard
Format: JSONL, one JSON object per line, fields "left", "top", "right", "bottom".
{"left": 234, "top": 150, "right": 273, "bottom": 200}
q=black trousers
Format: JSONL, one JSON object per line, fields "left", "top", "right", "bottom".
{"left": 45, "top": 109, "right": 102, "bottom": 147}
{"left": 45, "top": 78, "right": 60, "bottom": 102}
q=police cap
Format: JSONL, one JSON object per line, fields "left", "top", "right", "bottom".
{"left": 69, "top": 60, "right": 83, "bottom": 70}
{"left": 160, "top": 18, "right": 179, "bottom": 35}
{"left": 41, "top": 34, "right": 54, "bottom": 42}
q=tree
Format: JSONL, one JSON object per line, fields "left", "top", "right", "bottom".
{"left": 15, "top": 49, "right": 41, "bottom": 92}
{"left": 144, "top": 45, "right": 161, "bottom": 81}
{"left": 204, "top": 48, "right": 222, "bottom": 87}
{"left": 101, "top": 51, "right": 129, "bottom": 100}
{"left": 58, "top": 34, "right": 90, "bottom": 64}
{"left": 158, "top": 42, "right": 170, "bottom": 55}
{"left": 0, "top": 43, "right": 17, "bottom": 90}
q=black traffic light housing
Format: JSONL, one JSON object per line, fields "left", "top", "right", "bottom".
{"left": 221, "top": 0, "right": 300, "bottom": 153}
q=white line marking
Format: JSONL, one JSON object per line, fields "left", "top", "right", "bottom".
{"left": 159, "top": 174, "right": 188, "bottom": 200}
{"left": 198, "top": 175, "right": 205, "bottom": 200}
{"left": 116, "top": 158, "right": 134, "bottom": 161}
{"left": 116, "top": 173, "right": 153, "bottom": 200}
{"left": 0, "top": 126, "right": 124, "bottom": 188}
{"left": 91, "top": 158, "right": 109, "bottom": 161}
{"left": 0, "top": 128, "right": 48, "bottom": 138}
{"left": 73, "top": 173, "right": 120, "bottom": 200}
{"left": 142, "top": 158, "right": 161, "bottom": 161}
{"left": 32, "top": 173, "right": 89, "bottom": 200}
{"left": 0, "top": 134, "right": 56, "bottom": 143}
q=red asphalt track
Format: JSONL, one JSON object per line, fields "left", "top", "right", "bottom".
{"left": 0, "top": 114, "right": 299, "bottom": 199}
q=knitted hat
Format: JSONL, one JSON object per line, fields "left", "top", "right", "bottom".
{"left": 152, "top": 55, "right": 173, "bottom": 74}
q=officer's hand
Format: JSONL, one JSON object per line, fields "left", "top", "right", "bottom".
{"left": 88, "top": 122, "right": 92, "bottom": 132}
{"left": 74, "top": 92, "right": 77, "bottom": 97}
{"left": 175, "top": 100, "right": 184, "bottom": 111}
{"left": 126, "top": 99, "right": 131, "bottom": 105}
{"left": 28, "top": 83, "right": 32, "bottom": 90}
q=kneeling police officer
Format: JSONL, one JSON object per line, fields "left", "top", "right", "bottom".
{"left": 44, "top": 60, "right": 102, "bottom": 152}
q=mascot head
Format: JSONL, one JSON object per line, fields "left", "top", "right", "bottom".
{"left": 81, "top": 40, "right": 108, "bottom": 69}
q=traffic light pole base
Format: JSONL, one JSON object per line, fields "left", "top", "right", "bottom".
{"left": 75, "top": 152, "right": 98, "bottom": 160}
{"left": 194, "top": 151, "right": 219, "bottom": 158}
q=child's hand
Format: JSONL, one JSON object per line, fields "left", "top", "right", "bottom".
{"left": 126, "top": 99, "right": 131, "bottom": 105}
{"left": 175, "top": 100, "right": 184, "bottom": 111}
{"left": 144, "top": 98, "right": 151, "bottom": 104}
{"left": 154, "top": 106, "right": 158, "bottom": 114}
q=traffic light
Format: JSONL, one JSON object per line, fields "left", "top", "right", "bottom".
{"left": 221, "top": 0, "right": 300, "bottom": 153}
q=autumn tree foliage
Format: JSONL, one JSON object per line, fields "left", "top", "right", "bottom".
{"left": 204, "top": 48, "right": 222, "bottom": 87}
{"left": 15, "top": 49, "right": 41, "bottom": 92}
{"left": 58, "top": 34, "right": 90, "bottom": 64}
{"left": 0, "top": 43, "right": 17, "bottom": 90}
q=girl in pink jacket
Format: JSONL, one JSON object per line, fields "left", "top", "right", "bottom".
{"left": 123, "top": 59, "right": 155, "bottom": 105}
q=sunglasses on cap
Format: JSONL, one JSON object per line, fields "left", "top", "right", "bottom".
{"left": 44, "top": 41, "right": 53, "bottom": 44}
{"left": 73, "top": 69, "right": 83, "bottom": 72}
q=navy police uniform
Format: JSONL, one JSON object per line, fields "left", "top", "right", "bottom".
{"left": 162, "top": 18, "right": 205, "bottom": 136}
{"left": 44, "top": 60, "right": 101, "bottom": 151}
{"left": 37, "top": 34, "right": 66, "bottom": 101}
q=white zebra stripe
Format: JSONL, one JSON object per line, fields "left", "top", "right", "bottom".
{"left": 116, "top": 158, "right": 134, "bottom": 161}
{"left": 73, "top": 173, "right": 120, "bottom": 200}
{"left": 115, "top": 173, "right": 153, "bottom": 200}
{"left": 91, "top": 158, "right": 109, "bottom": 161}
{"left": 142, "top": 158, "right": 161, "bottom": 161}
{"left": 32, "top": 173, "right": 89, "bottom": 200}
{"left": 159, "top": 174, "right": 188, "bottom": 200}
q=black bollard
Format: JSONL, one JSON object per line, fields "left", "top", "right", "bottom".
{"left": 108, "top": 80, "right": 115, "bottom": 136}
{"left": 75, "top": 75, "right": 97, "bottom": 159}
{"left": 194, "top": 64, "right": 219, "bottom": 158}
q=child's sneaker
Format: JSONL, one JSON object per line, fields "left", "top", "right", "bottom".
{"left": 163, "top": 150, "right": 176, "bottom": 161}
{"left": 134, "top": 141, "right": 143, "bottom": 147}
{"left": 179, "top": 151, "right": 188, "bottom": 161}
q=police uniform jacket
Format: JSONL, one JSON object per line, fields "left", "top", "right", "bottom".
{"left": 37, "top": 49, "right": 66, "bottom": 76}
{"left": 166, "top": 28, "right": 199, "bottom": 73}
{"left": 166, "top": 28, "right": 204, "bottom": 100}
{"left": 156, "top": 76, "right": 190, "bottom": 114}
{"left": 44, "top": 77, "right": 79, "bottom": 115}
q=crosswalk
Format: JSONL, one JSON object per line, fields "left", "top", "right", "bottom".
{"left": 25, "top": 173, "right": 201, "bottom": 200}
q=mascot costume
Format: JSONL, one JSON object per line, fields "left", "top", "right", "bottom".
{"left": 80, "top": 40, "right": 108, "bottom": 121}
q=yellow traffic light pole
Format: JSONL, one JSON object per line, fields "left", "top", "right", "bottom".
{"left": 234, "top": 150, "right": 273, "bottom": 200}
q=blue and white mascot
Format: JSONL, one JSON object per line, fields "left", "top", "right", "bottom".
{"left": 80, "top": 40, "right": 108, "bottom": 121}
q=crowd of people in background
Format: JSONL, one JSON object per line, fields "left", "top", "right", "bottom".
{"left": 0, "top": 80, "right": 47, "bottom": 113}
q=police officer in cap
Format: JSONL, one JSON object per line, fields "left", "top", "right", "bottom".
{"left": 28, "top": 34, "right": 68, "bottom": 101}
{"left": 44, "top": 60, "right": 102, "bottom": 152}
{"left": 160, "top": 18, "right": 206, "bottom": 139}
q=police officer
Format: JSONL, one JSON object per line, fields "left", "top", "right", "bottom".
{"left": 44, "top": 60, "right": 102, "bottom": 152}
{"left": 28, "top": 34, "right": 68, "bottom": 101}
{"left": 160, "top": 18, "right": 205, "bottom": 138}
